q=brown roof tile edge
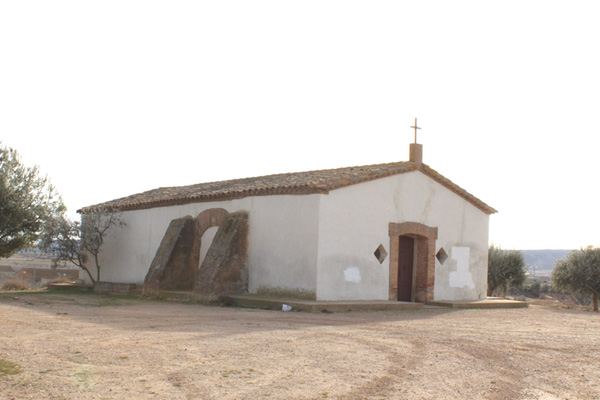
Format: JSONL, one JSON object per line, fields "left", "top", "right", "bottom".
{"left": 78, "top": 161, "right": 496, "bottom": 215}
{"left": 80, "top": 186, "right": 329, "bottom": 213}
{"left": 78, "top": 162, "right": 416, "bottom": 213}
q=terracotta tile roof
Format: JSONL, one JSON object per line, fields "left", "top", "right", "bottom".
{"left": 79, "top": 161, "right": 497, "bottom": 215}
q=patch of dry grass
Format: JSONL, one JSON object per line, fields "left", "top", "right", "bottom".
{"left": 256, "top": 285, "right": 316, "bottom": 300}
{"left": 0, "top": 359, "right": 22, "bottom": 377}
{"left": 0, "top": 279, "right": 32, "bottom": 291}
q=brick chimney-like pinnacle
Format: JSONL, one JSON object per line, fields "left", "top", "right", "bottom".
{"left": 409, "top": 143, "right": 423, "bottom": 166}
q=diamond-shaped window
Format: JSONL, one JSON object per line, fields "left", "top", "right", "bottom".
{"left": 374, "top": 244, "right": 388, "bottom": 264}
{"left": 436, "top": 247, "right": 448, "bottom": 264}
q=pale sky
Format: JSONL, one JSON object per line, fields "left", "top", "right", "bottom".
{"left": 1, "top": 1, "right": 599, "bottom": 250}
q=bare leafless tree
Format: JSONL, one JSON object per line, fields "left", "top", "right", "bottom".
{"left": 42, "top": 207, "right": 125, "bottom": 283}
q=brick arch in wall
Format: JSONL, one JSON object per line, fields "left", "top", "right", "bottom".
{"left": 195, "top": 208, "right": 230, "bottom": 265}
{"left": 388, "top": 222, "right": 438, "bottom": 303}
{"left": 142, "top": 207, "right": 242, "bottom": 297}
{"left": 196, "top": 208, "right": 230, "bottom": 239}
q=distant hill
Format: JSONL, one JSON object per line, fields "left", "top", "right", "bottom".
{"left": 520, "top": 249, "right": 573, "bottom": 277}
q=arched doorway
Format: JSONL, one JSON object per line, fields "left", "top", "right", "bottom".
{"left": 389, "top": 222, "right": 438, "bottom": 302}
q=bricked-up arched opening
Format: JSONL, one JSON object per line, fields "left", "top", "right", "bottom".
{"left": 389, "top": 222, "right": 438, "bottom": 303}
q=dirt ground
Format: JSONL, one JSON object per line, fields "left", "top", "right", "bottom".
{"left": 0, "top": 292, "right": 599, "bottom": 400}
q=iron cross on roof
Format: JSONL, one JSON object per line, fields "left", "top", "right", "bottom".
{"left": 411, "top": 118, "right": 421, "bottom": 144}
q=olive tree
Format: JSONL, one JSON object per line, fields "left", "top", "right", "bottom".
{"left": 552, "top": 246, "right": 600, "bottom": 312}
{"left": 42, "top": 208, "right": 125, "bottom": 283}
{"left": 487, "top": 245, "right": 527, "bottom": 296}
{"left": 0, "top": 143, "right": 64, "bottom": 258}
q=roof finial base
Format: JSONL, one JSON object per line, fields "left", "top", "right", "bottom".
{"left": 409, "top": 143, "right": 423, "bottom": 166}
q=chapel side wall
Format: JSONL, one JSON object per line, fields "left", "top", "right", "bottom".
{"left": 83, "top": 194, "right": 320, "bottom": 295}
{"left": 244, "top": 194, "right": 320, "bottom": 296}
{"left": 316, "top": 170, "right": 489, "bottom": 301}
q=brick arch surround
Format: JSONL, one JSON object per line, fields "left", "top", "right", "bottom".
{"left": 389, "top": 222, "right": 438, "bottom": 303}
{"left": 195, "top": 208, "right": 230, "bottom": 272}
{"left": 142, "top": 208, "right": 234, "bottom": 296}
{"left": 196, "top": 208, "right": 230, "bottom": 240}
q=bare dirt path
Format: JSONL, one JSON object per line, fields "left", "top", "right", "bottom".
{"left": 0, "top": 292, "right": 599, "bottom": 400}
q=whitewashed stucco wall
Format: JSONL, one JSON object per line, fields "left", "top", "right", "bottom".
{"left": 84, "top": 194, "right": 321, "bottom": 294}
{"left": 86, "top": 170, "right": 490, "bottom": 302}
{"left": 315, "top": 170, "right": 490, "bottom": 301}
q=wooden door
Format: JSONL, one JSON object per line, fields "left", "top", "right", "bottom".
{"left": 397, "top": 236, "right": 414, "bottom": 302}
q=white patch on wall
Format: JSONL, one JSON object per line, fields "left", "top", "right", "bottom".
{"left": 343, "top": 267, "right": 361, "bottom": 283}
{"left": 449, "top": 247, "right": 475, "bottom": 289}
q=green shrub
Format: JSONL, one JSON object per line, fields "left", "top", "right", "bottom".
{"left": 488, "top": 245, "right": 526, "bottom": 296}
